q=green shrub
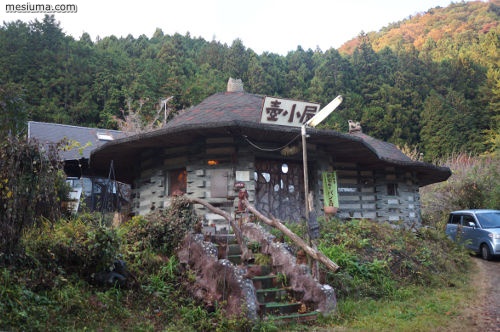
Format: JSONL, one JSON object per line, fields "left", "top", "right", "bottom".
{"left": 117, "top": 196, "right": 200, "bottom": 284}
{"left": 121, "top": 196, "right": 199, "bottom": 269}
{"left": 0, "top": 136, "right": 69, "bottom": 256}
{"left": 0, "top": 268, "right": 55, "bottom": 330}
{"left": 22, "top": 214, "right": 121, "bottom": 280}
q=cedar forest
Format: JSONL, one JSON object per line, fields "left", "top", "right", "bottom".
{"left": 1, "top": 1, "right": 500, "bottom": 161}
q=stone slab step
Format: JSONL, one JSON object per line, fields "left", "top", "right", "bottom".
{"left": 267, "top": 311, "right": 319, "bottom": 323}
{"left": 256, "top": 287, "right": 291, "bottom": 303}
{"left": 260, "top": 302, "right": 302, "bottom": 316}
{"left": 252, "top": 274, "right": 278, "bottom": 290}
{"left": 209, "top": 234, "right": 236, "bottom": 244}
{"left": 245, "top": 264, "right": 272, "bottom": 276}
{"left": 227, "top": 243, "right": 242, "bottom": 256}
{"left": 227, "top": 254, "right": 241, "bottom": 265}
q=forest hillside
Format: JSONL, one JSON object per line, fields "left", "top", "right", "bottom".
{"left": 1, "top": 0, "right": 499, "bottom": 160}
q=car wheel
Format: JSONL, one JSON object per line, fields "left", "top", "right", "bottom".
{"left": 480, "top": 244, "right": 492, "bottom": 260}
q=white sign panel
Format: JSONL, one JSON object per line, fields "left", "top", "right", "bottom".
{"left": 260, "top": 97, "right": 320, "bottom": 128}
{"left": 235, "top": 171, "right": 250, "bottom": 181}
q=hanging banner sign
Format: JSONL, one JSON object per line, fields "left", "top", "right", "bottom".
{"left": 260, "top": 97, "right": 320, "bottom": 128}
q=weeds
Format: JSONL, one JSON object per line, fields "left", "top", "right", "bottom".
{"left": 316, "top": 218, "right": 470, "bottom": 300}
{"left": 0, "top": 191, "right": 477, "bottom": 331}
{"left": 421, "top": 152, "right": 500, "bottom": 228}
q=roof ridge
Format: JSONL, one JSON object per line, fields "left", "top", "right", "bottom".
{"left": 28, "top": 121, "right": 123, "bottom": 133}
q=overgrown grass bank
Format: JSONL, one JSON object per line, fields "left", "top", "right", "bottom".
{"left": 327, "top": 283, "right": 476, "bottom": 331}
{"left": 311, "top": 218, "right": 473, "bottom": 331}
{"left": 421, "top": 152, "right": 500, "bottom": 228}
{"left": 1, "top": 202, "right": 474, "bottom": 331}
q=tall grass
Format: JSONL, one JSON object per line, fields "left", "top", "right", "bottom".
{"left": 420, "top": 152, "right": 500, "bottom": 228}
{"left": 317, "top": 218, "right": 470, "bottom": 301}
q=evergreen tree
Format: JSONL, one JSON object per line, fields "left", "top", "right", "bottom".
{"left": 0, "top": 83, "right": 26, "bottom": 137}
{"left": 223, "top": 39, "right": 249, "bottom": 80}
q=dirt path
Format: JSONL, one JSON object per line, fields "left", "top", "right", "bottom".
{"left": 448, "top": 257, "right": 500, "bottom": 332}
{"left": 470, "top": 257, "right": 500, "bottom": 331}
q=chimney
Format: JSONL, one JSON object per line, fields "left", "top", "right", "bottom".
{"left": 227, "top": 77, "right": 244, "bottom": 92}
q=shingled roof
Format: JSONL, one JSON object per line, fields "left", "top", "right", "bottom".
{"left": 90, "top": 92, "right": 451, "bottom": 186}
{"left": 165, "top": 92, "right": 263, "bottom": 127}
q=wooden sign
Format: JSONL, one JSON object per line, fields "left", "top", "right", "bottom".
{"left": 261, "top": 97, "right": 320, "bottom": 128}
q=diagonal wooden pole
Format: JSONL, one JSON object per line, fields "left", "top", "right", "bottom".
{"left": 243, "top": 199, "right": 339, "bottom": 273}
{"left": 189, "top": 197, "right": 253, "bottom": 262}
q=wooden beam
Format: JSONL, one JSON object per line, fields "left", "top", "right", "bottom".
{"left": 188, "top": 197, "right": 253, "bottom": 262}
{"left": 242, "top": 199, "right": 339, "bottom": 273}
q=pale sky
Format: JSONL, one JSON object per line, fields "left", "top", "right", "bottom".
{"left": 3, "top": 0, "right": 475, "bottom": 55}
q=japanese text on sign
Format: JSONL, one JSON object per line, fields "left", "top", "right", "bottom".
{"left": 260, "top": 97, "right": 320, "bottom": 128}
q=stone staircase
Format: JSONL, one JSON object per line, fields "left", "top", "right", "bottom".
{"left": 177, "top": 222, "right": 336, "bottom": 324}
{"left": 252, "top": 268, "right": 319, "bottom": 322}
{"left": 213, "top": 226, "right": 333, "bottom": 323}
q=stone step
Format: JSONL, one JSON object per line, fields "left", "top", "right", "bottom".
{"left": 252, "top": 274, "right": 278, "bottom": 290}
{"left": 210, "top": 234, "right": 237, "bottom": 244}
{"left": 246, "top": 264, "right": 272, "bottom": 276}
{"left": 260, "top": 302, "right": 302, "bottom": 316}
{"left": 256, "top": 288, "right": 305, "bottom": 303}
{"left": 227, "top": 243, "right": 242, "bottom": 256}
{"left": 208, "top": 234, "right": 318, "bottom": 324}
{"left": 255, "top": 287, "right": 290, "bottom": 303}
{"left": 227, "top": 254, "right": 241, "bottom": 265}
{"left": 267, "top": 311, "right": 319, "bottom": 323}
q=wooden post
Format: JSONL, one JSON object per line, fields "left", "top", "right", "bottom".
{"left": 301, "top": 125, "right": 310, "bottom": 232}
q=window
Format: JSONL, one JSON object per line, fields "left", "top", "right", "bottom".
{"left": 449, "top": 214, "right": 461, "bottom": 225}
{"left": 254, "top": 160, "right": 305, "bottom": 221}
{"left": 462, "top": 215, "right": 476, "bottom": 227}
{"left": 387, "top": 183, "right": 399, "bottom": 196}
{"left": 96, "top": 132, "right": 114, "bottom": 141}
{"left": 168, "top": 168, "right": 187, "bottom": 196}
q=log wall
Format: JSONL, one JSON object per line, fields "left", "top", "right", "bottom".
{"left": 131, "top": 139, "right": 421, "bottom": 229}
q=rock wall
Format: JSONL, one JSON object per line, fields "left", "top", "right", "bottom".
{"left": 176, "top": 233, "right": 258, "bottom": 320}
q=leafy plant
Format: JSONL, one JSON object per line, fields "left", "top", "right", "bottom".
{"left": 121, "top": 196, "right": 199, "bottom": 257}
{"left": 248, "top": 241, "right": 261, "bottom": 253}
{"left": 142, "top": 255, "right": 179, "bottom": 297}
{"left": 275, "top": 272, "right": 288, "bottom": 287}
{"left": 0, "top": 136, "right": 69, "bottom": 255}
{"left": 22, "top": 215, "right": 121, "bottom": 280}
{"left": 254, "top": 253, "right": 271, "bottom": 266}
